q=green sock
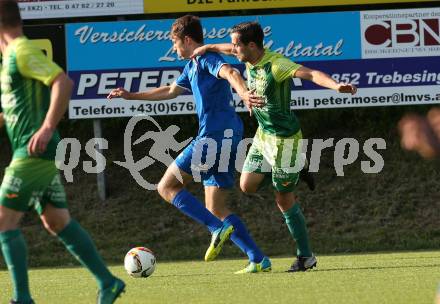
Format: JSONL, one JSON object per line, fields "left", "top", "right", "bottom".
{"left": 282, "top": 203, "right": 313, "bottom": 257}
{"left": 0, "top": 229, "right": 32, "bottom": 302}
{"left": 57, "top": 220, "right": 114, "bottom": 289}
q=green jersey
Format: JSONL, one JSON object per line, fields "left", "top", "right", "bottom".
{"left": 246, "top": 49, "right": 301, "bottom": 137}
{"left": 1, "top": 36, "right": 62, "bottom": 160}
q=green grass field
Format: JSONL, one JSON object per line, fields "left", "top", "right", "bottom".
{"left": 1, "top": 251, "right": 439, "bottom": 304}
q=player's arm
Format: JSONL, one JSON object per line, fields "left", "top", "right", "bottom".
{"left": 294, "top": 66, "right": 357, "bottom": 94}
{"left": 191, "top": 43, "right": 234, "bottom": 58}
{"left": 16, "top": 43, "right": 73, "bottom": 155}
{"left": 28, "top": 72, "right": 73, "bottom": 155}
{"left": 217, "top": 64, "right": 264, "bottom": 114}
{"left": 107, "top": 83, "right": 185, "bottom": 101}
{"left": 44, "top": 72, "right": 73, "bottom": 129}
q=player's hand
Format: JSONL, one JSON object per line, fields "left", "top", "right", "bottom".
{"left": 190, "top": 45, "right": 208, "bottom": 59}
{"left": 107, "top": 87, "right": 131, "bottom": 100}
{"left": 337, "top": 83, "right": 357, "bottom": 95}
{"left": 240, "top": 89, "right": 265, "bottom": 116}
{"left": 398, "top": 113, "right": 440, "bottom": 159}
{"left": 27, "top": 125, "right": 54, "bottom": 156}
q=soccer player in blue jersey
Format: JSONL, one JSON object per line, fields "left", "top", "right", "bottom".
{"left": 108, "top": 15, "right": 271, "bottom": 273}
{"left": 0, "top": 1, "right": 124, "bottom": 303}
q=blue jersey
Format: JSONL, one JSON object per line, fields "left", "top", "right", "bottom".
{"left": 175, "top": 52, "right": 243, "bottom": 137}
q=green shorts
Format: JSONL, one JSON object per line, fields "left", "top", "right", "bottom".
{"left": 243, "top": 128, "right": 303, "bottom": 192}
{"left": 0, "top": 158, "right": 67, "bottom": 215}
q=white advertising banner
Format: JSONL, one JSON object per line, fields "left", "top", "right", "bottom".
{"left": 19, "top": 0, "right": 144, "bottom": 19}
{"left": 69, "top": 85, "right": 440, "bottom": 119}
{"left": 361, "top": 8, "right": 440, "bottom": 59}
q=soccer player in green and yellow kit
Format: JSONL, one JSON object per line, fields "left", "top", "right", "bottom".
{"left": 0, "top": 1, "right": 124, "bottom": 303}
{"left": 192, "top": 21, "right": 357, "bottom": 273}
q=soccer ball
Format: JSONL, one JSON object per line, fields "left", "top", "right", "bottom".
{"left": 124, "top": 247, "right": 156, "bottom": 278}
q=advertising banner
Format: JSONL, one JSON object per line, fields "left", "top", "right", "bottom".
{"left": 360, "top": 8, "right": 440, "bottom": 59}
{"left": 66, "top": 11, "right": 359, "bottom": 71}
{"left": 18, "top": 0, "right": 144, "bottom": 20}
{"left": 66, "top": 8, "right": 440, "bottom": 119}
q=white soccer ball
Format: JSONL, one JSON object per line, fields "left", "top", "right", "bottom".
{"left": 124, "top": 247, "right": 156, "bottom": 278}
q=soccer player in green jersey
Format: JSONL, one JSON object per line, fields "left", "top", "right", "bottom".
{"left": 0, "top": 1, "right": 124, "bottom": 303}
{"left": 192, "top": 21, "right": 357, "bottom": 272}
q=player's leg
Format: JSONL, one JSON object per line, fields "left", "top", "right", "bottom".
{"left": 240, "top": 172, "right": 266, "bottom": 193}
{"left": 203, "top": 187, "right": 235, "bottom": 261}
{"left": 240, "top": 128, "right": 272, "bottom": 193}
{"left": 275, "top": 191, "right": 316, "bottom": 272}
{"left": 204, "top": 186, "right": 230, "bottom": 220}
{"left": 39, "top": 174, "right": 124, "bottom": 303}
{"left": 271, "top": 148, "right": 315, "bottom": 270}
{"left": 157, "top": 162, "right": 225, "bottom": 234}
{"left": 267, "top": 129, "right": 316, "bottom": 272}
{"left": 0, "top": 206, "right": 31, "bottom": 304}
{"left": 205, "top": 130, "right": 270, "bottom": 268}
{"left": 0, "top": 160, "right": 39, "bottom": 304}
{"left": 205, "top": 186, "right": 269, "bottom": 266}
{"left": 157, "top": 162, "right": 192, "bottom": 202}
{"left": 205, "top": 140, "right": 268, "bottom": 265}
{"left": 205, "top": 186, "right": 271, "bottom": 271}
{"left": 299, "top": 153, "right": 315, "bottom": 191}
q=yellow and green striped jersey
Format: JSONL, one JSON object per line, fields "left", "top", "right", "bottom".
{"left": 246, "top": 49, "right": 301, "bottom": 137}
{"left": 1, "top": 36, "right": 62, "bottom": 160}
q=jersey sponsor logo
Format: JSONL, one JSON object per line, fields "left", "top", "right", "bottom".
{"left": 27, "top": 53, "right": 55, "bottom": 76}
{"left": 29, "top": 190, "right": 44, "bottom": 208}
{"left": 2, "top": 175, "right": 23, "bottom": 193}
{"left": 255, "top": 69, "right": 268, "bottom": 92}
{"left": 46, "top": 189, "right": 66, "bottom": 203}
{"left": 50, "top": 174, "right": 62, "bottom": 186}
{"left": 190, "top": 163, "right": 211, "bottom": 173}
{"left": 31, "top": 39, "right": 54, "bottom": 61}
{"left": 273, "top": 167, "right": 290, "bottom": 179}
{"left": 246, "top": 159, "right": 262, "bottom": 170}
{"left": 4, "top": 114, "right": 18, "bottom": 127}
{"left": 1, "top": 93, "right": 17, "bottom": 109}
{"left": 5, "top": 193, "right": 19, "bottom": 199}
{"left": 0, "top": 74, "right": 13, "bottom": 93}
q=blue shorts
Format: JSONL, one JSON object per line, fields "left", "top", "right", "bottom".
{"left": 175, "top": 130, "right": 242, "bottom": 188}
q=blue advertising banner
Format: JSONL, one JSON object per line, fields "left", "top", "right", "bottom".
{"left": 66, "top": 7, "right": 440, "bottom": 119}
{"left": 66, "top": 11, "right": 360, "bottom": 71}
{"left": 70, "top": 56, "right": 440, "bottom": 100}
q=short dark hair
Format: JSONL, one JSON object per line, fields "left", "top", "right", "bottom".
{"left": 171, "top": 15, "right": 204, "bottom": 44}
{"left": 231, "top": 22, "right": 264, "bottom": 49}
{"left": 0, "top": 0, "right": 22, "bottom": 29}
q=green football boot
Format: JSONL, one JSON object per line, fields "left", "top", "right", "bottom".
{"left": 204, "top": 223, "right": 234, "bottom": 262}
{"left": 97, "top": 278, "right": 125, "bottom": 304}
{"left": 235, "top": 257, "right": 272, "bottom": 274}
